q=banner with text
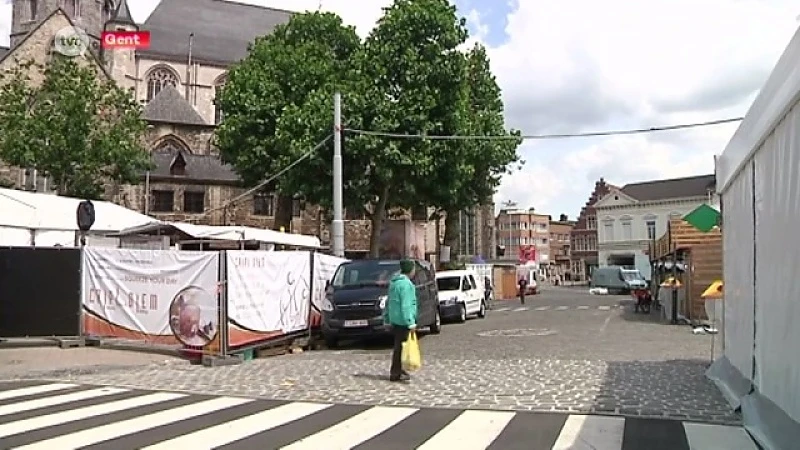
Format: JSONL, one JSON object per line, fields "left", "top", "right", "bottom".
{"left": 310, "top": 253, "right": 348, "bottom": 327}
{"left": 226, "top": 251, "right": 312, "bottom": 348}
{"left": 82, "top": 248, "right": 220, "bottom": 350}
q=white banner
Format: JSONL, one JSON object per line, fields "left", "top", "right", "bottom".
{"left": 82, "top": 248, "right": 220, "bottom": 347}
{"left": 226, "top": 251, "right": 311, "bottom": 344}
{"left": 311, "top": 253, "right": 348, "bottom": 326}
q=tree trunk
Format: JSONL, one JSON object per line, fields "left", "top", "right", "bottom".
{"left": 273, "top": 194, "right": 294, "bottom": 232}
{"left": 368, "top": 187, "right": 389, "bottom": 258}
{"left": 443, "top": 208, "right": 460, "bottom": 268}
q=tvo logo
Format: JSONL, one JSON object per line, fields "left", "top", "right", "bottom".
{"left": 53, "top": 26, "right": 90, "bottom": 57}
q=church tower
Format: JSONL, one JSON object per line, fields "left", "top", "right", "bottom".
{"left": 103, "top": 0, "right": 137, "bottom": 92}
{"left": 10, "top": 0, "right": 116, "bottom": 48}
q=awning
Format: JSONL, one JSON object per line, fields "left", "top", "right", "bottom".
{"left": 701, "top": 280, "right": 724, "bottom": 299}
{"left": 117, "top": 221, "right": 321, "bottom": 248}
{"left": 660, "top": 277, "right": 683, "bottom": 287}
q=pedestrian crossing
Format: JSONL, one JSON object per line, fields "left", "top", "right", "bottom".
{"left": 492, "top": 304, "right": 625, "bottom": 313}
{"left": 0, "top": 381, "right": 756, "bottom": 449}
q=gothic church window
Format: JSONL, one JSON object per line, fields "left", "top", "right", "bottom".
{"left": 146, "top": 67, "right": 179, "bottom": 102}
{"left": 153, "top": 136, "right": 190, "bottom": 155}
{"left": 29, "top": 0, "right": 38, "bottom": 20}
{"left": 214, "top": 74, "right": 227, "bottom": 125}
{"left": 63, "top": 0, "right": 79, "bottom": 17}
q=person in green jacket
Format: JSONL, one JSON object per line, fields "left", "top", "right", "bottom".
{"left": 383, "top": 259, "right": 418, "bottom": 382}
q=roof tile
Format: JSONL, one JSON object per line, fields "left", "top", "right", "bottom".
{"left": 138, "top": 0, "right": 293, "bottom": 65}
{"left": 620, "top": 174, "right": 715, "bottom": 201}
{"left": 143, "top": 85, "right": 207, "bottom": 125}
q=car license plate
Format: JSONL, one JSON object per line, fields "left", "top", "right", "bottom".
{"left": 344, "top": 320, "right": 368, "bottom": 328}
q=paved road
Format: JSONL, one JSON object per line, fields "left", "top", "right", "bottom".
{"left": 0, "top": 381, "right": 756, "bottom": 449}
{"left": 0, "top": 287, "right": 738, "bottom": 426}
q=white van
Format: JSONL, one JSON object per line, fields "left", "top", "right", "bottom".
{"left": 435, "top": 270, "right": 487, "bottom": 323}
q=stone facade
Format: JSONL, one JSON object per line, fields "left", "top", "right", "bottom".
{"left": 570, "top": 178, "right": 615, "bottom": 282}
{"left": 0, "top": 9, "right": 110, "bottom": 189}
{"left": 10, "top": 0, "right": 112, "bottom": 48}
{"left": 549, "top": 214, "right": 575, "bottom": 281}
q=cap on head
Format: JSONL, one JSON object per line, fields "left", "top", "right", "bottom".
{"left": 399, "top": 259, "right": 415, "bottom": 274}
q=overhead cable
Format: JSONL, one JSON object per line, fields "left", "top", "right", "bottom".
{"left": 343, "top": 117, "right": 743, "bottom": 141}
{"left": 190, "top": 134, "right": 333, "bottom": 220}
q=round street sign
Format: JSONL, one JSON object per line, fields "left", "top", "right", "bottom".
{"left": 77, "top": 200, "right": 95, "bottom": 232}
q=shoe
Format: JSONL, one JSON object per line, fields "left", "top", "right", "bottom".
{"left": 389, "top": 373, "right": 411, "bottom": 382}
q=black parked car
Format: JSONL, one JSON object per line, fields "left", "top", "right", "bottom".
{"left": 320, "top": 259, "right": 441, "bottom": 348}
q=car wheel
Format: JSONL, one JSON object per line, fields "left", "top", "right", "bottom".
{"left": 478, "top": 301, "right": 486, "bottom": 318}
{"left": 458, "top": 304, "right": 467, "bottom": 323}
{"left": 430, "top": 308, "right": 442, "bottom": 334}
{"left": 324, "top": 336, "right": 338, "bottom": 349}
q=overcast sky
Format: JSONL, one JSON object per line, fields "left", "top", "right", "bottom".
{"left": 1, "top": 0, "right": 798, "bottom": 219}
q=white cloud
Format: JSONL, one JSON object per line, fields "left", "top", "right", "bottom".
{"left": 487, "top": 0, "right": 798, "bottom": 217}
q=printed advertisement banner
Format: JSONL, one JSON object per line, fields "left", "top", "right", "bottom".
{"left": 310, "top": 253, "right": 348, "bottom": 327}
{"left": 226, "top": 251, "right": 311, "bottom": 348}
{"left": 82, "top": 248, "right": 220, "bottom": 348}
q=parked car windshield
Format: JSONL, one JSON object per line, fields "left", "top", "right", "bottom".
{"left": 436, "top": 276, "right": 461, "bottom": 292}
{"left": 332, "top": 260, "right": 401, "bottom": 288}
{"left": 622, "top": 271, "right": 644, "bottom": 281}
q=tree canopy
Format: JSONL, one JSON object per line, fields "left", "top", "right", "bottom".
{"left": 0, "top": 57, "right": 149, "bottom": 199}
{"left": 219, "top": 0, "right": 521, "bottom": 256}
{"left": 214, "top": 12, "right": 361, "bottom": 229}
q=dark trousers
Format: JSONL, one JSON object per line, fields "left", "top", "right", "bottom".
{"left": 390, "top": 325, "right": 410, "bottom": 378}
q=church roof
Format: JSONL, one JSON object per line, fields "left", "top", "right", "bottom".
{"left": 0, "top": 47, "right": 9, "bottom": 60}
{"left": 110, "top": 0, "right": 136, "bottom": 27}
{"left": 149, "top": 148, "right": 239, "bottom": 183}
{"left": 143, "top": 85, "right": 208, "bottom": 126}
{"left": 139, "top": 0, "right": 293, "bottom": 65}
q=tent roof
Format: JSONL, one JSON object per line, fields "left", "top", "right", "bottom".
{"left": 717, "top": 25, "right": 800, "bottom": 192}
{"left": 117, "top": 221, "right": 321, "bottom": 248}
{"left": 0, "top": 188, "right": 153, "bottom": 232}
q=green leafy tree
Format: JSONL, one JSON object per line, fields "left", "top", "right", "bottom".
{"left": 355, "top": 0, "right": 470, "bottom": 255}
{"left": 435, "top": 44, "right": 522, "bottom": 257}
{"left": 0, "top": 57, "right": 149, "bottom": 199}
{"left": 282, "top": 0, "right": 474, "bottom": 256}
{"left": 215, "top": 12, "right": 361, "bottom": 231}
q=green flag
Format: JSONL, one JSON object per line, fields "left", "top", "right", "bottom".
{"left": 683, "top": 204, "right": 720, "bottom": 232}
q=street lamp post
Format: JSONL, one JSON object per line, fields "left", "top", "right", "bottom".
{"left": 331, "top": 92, "right": 344, "bottom": 257}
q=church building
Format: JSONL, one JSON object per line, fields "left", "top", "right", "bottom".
{"left": 0, "top": 0, "right": 385, "bottom": 256}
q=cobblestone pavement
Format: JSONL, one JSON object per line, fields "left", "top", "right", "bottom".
{"left": 0, "top": 287, "right": 739, "bottom": 425}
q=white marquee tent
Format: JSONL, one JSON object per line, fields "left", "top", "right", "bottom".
{"left": 709, "top": 25, "right": 800, "bottom": 450}
{"left": 0, "top": 188, "right": 153, "bottom": 247}
{"left": 116, "top": 221, "right": 321, "bottom": 249}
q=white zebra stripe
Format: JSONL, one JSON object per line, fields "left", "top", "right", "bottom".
{"left": 13, "top": 396, "right": 253, "bottom": 449}
{"left": 0, "top": 383, "right": 754, "bottom": 450}
{"left": 417, "top": 410, "right": 516, "bottom": 449}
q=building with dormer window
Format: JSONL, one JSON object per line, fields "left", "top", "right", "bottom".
{"left": 594, "top": 174, "right": 717, "bottom": 281}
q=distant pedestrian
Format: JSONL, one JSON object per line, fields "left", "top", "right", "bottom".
{"left": 384, "top": 259, "right": 418, "bottom": 382}
{"left": 518, "top": 277, "right": 527, "bottom": 304}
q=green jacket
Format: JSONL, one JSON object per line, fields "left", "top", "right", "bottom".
{"left": 384, "top": 273, "right": 418, "bottom": 327}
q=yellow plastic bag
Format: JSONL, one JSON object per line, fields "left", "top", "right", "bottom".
{"left": 401, "top": 331, "right": 422, "bottom": 371}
